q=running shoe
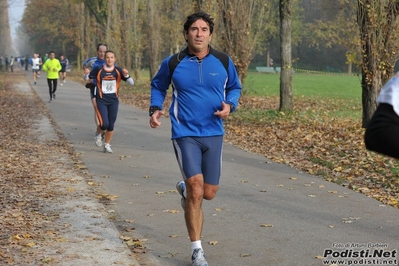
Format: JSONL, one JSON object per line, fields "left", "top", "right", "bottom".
{"left": 103, "top": 143, "right": 113, "bottom": 153}
{"left": 34, "top": 82, "right": 36, "bottom": 85}
{"left": 60, "top": 83, "right": 63, "bottom": 86}
{"left": 191, "top": 248, "right": 208, "bottom": 266}
{"left": 176, "top": 180, "right": 186, "bottom": 209}
{"left": 95, "top": 132, "right": 102, "bottom": 147}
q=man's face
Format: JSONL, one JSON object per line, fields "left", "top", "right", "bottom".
{"left": 49, "top": 53, "right": 55, "bottom": 59}
{"left": 186, "top": 19, "right": 212, "bottom": 53}
{"left": 97, "top": 45, "right": 107, "bottom": 60}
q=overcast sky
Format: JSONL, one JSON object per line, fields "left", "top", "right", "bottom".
{"left": 8, "top": 0, "right": 25, "bottom": 39}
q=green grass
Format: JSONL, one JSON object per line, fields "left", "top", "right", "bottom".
{"left": 243, "top": 72, "right": 362, "bottom": 100}
{"left": 232, "top": 73, "right": 364, "bottom": 121}
{"left": 122, "top": 70, "right": 364, "bottom": 120}
{"left": 125, "top": 69, "right": 362, "bottom": 101}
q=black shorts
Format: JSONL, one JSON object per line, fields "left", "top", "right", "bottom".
{"left": 364, "top": 103, "right": 399, "bottom": 158}
{"left": 90, "top": 87, "right": 96, "bottom": 99}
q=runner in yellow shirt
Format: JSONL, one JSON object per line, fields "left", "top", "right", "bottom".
{"left": 42, "top": 51, "right": 62, "bottom": 103}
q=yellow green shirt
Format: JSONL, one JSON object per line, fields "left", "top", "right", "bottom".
{"left": 42, "top": 59, "right": 62, "bottom": 79}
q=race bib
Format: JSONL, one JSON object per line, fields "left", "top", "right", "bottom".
{"left": 102, "top": 80, "right": 117, "bottom": 94}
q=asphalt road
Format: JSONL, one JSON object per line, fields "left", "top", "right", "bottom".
{"left": 29, "top": 72, "right": 399, "bottom": 266}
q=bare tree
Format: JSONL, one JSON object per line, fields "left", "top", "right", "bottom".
{"left": 357, "top": 0, "right": 399, "bottom": 127}
{"left": 193, "top": 0, "right": 202, "bottom": 11}
{"left": 147, "top": 0, "right": 160, "bottom": 78}
{"left": 121, "top": 0, "right": 132, "bottom": 69}
{"left": 218, "top": 0, "right": 271, "bottom": 83}
{"left": 279, "top": 0, "right": 293, "bottom": 110}
{"left": 132, "top": 0, "right": 144, "bottom": 80}
{"left": 0, "top": 0, "right": 11, "bottom": 56}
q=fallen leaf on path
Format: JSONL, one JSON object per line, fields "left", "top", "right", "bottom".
{"left": 260, "top": 224, "right": 273, "bottom": 227}
{"left": 159, "top": 253, "right": 177, "bottom": 258}
{"left": 24, "top": 242, "right": 35, "bottom": 247}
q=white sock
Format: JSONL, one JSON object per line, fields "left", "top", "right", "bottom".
{"left": 191, "top": 240, "right": 202, "bottom": 254}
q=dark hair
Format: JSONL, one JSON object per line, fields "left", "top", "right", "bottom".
{"left": 105, "top": 50, "right": 116, "bottom": 56}
{"left": 183, "top": 11, "right": 214, "bottom": 34}
{"left": 97, "top": 44, "right": 107, "bottom": 51}
{"left": 49, "top": 51, "right": 55, "bottom": 55}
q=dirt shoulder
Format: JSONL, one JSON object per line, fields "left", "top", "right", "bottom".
{"left": 0, "top": 73, "right": 141, "bottom": 265}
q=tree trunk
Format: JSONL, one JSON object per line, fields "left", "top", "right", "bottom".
{"left": 147, "top": 0, "right": 159, "bottom": 78}
{"left": 218, "top": 0, "right": 271, "bottom": 85}
{"left": 357, "top": 0, "right": 399, "bottom": 127}
{"left": 279, "top": 0, "right": 293, "bottom": 111}
{"left": 361, "top": 73, "right": 381, "bottom": 127}
{"left": 347, "top": 62, "right": 352, "bottom": 75}
{"left": 193, "top": 0, "right": 202, "bottom": 11}
{"left": 121, "top": 0, "right": 132, "bottom": 69}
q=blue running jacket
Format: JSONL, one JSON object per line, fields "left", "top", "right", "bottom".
{"left": 150, "top": 47, "right": 242, "bottom": 139}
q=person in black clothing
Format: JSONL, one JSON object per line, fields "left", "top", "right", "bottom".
{"left": 25, "top": 55, "right": 29, "bottom": 71}
{"left": 5, "top": 55, "right": 9, "bottom": 71}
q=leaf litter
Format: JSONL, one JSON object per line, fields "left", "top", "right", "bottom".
{"left": 0, "top": 74, "right": 140, "bottom": 265}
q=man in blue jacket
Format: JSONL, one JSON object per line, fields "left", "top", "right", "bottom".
{"left": 83, "top": 44, "right": 107, "bottom": 147}
{"left": 149, "top": 11, "right": 242, "bottom": 266}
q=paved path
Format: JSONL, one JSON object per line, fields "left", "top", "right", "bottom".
{"left": 29, "top": 72, "right": 399, "bottom": 266}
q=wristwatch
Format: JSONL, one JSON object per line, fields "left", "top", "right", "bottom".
{"left": 149, "top": 106, "right": 161, "bottom": 116}
{"left": 229, "top": 103, "right": 234, "bottom": 112}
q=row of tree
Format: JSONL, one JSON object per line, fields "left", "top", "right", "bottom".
{"left": 3, "top": 0, "right": 399, "bottom": 126}
{"left": 0, "top": 0, "right": 12, "bottom": 57}
{"left": 17, "top": 0, "right": 349, "bottom": 79}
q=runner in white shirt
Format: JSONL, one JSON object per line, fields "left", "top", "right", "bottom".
{"left": 31, "top": 53, "right": 41, "bottom": 85}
